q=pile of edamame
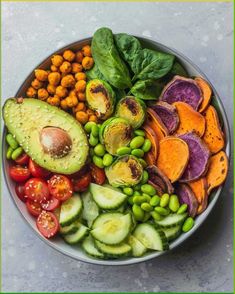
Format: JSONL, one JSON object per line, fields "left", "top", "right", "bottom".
{"left": 6, "top": 133, "right": 23, "bottom": 160}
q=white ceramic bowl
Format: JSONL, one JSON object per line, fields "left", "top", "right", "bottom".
{"left": 2, "top": 37, "right": 230, "bottom": 265}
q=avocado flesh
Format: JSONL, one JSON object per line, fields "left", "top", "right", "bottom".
{"left": 3, "top": 98, "right": 89, "bottom": 174}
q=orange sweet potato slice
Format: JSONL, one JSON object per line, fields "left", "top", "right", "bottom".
{"left": 156, "top": 137, "right": 189, "bottom": 183}
{"left": 206, "top": 150, "right": 228, "bottom": 194}
{"left": 195, "top": 77, "right": 212, "bottom": 113}
{"left": 202, "top": 105, "right": 225, "bottom": 154}
{"left": 142, "top": 124, "right": 158, "bottom": 162}
{"left": 173, "top": 102, "right": 206, "bottom": 137}
{"left": 188, "top": 178, "right": 208, "bottom": 214}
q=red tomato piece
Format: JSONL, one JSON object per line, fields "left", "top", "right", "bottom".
{"left": 29, "top": 159, "right": 51, "bottom": 178}
{"left": 72, "top": 173, "right": 91, "bottom": 192}
{"left": 9, "top": 165, "right": 31, "bottom": 182}
{"left": 90, "top": 164, "right": 106, "bottom": 185}
{"left": 26, "top": 200, "right": 42, "bottom": 217}
{"left": 24, "top": 178, "right": 50, "bottom": 203}
{"left": 48, "top": 175, "right": 73, "bottom": 202}
{"left": 15, "top": 153, "right": 30, "bottom": 166}
{"left": 36, "top": 211, "right": 59, "bottom": 238}
{"left": 41, "top": 197, "right": 60, "bottom": 211}
{"left": 15, "top": 184, "right": 27, "bottom": 202}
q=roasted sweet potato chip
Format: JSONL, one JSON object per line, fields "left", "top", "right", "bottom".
{"left": 142, "top": 124, "right": 158, "bottom": 162}
{"left": 202, "top": 105, "right": 225, "bottom": 154}
{"left": 156, "top": 137, "right": 189, "bottom": 183}
{"left": 173, "top": 102, "right": 206, "bottom": 137}
{"left": 206, "top": 151, "right": 228, "bottom": 194}
{"left": 195, "top": 77, "right": 212, "bottom": 113}
{"left": 188, "top": 178, "right": 208, "bottom": 215}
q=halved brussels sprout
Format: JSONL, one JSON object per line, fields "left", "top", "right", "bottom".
{"left": 100, "top": 117, "right": 133, "bottom": 155}
{"left": 115, "top": 96, "right": 146, "bottom": 129}
{"left": 105, "top": 155, "right": 143, "bottom": 187}
{"left": 86, "top": 79, "right": 115, "bottom": 120}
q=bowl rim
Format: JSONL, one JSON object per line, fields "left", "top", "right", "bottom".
{"left": 2, "top": 35, "right": 231, "bottom": 266}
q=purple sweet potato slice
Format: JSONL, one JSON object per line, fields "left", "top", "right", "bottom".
{"left": 146, "top": 165, "right": 174, "bottom": 195}
{"left": 179, "top": 132, "right": 210, "bottom": 182}
{"left": 150, "top": 101, "right": 179, "bottom": 134}
{"left": 175, "top": 183, "right": 198, "bottom": 217}
{"left": 159, "top": 75, "right": 203, "bottom": 110}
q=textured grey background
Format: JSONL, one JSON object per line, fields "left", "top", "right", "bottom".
{"left": 1, "top": 2, "right": 234, "bottom": 293}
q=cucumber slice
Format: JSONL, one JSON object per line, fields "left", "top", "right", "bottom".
{"left": 90, "top": 183, "right": 127, "bottom": 210}
{"left": 161, "top": 225, "right": 181, "bottom": 241}
{"left": 59, "top": 220, "right": 80, "bottom": 235}
{"left": 95, "top": 240, "right": 131, "bottom": 258}
{"left": 82, "top": 235, "right": 105, "bottom": 259}
{"left": 63, "top": 223, "right": 89, "bottom": 244}
{"left": 92, "top": 212, "right": 123, "bottom": 229}
{"left": 133, "top": 223, "right": 169, "bottom": 251}
{"left": 91, "top": 213, "right": 132, "bottom": 245}
{"left": 128, "top": 235, "right": 147, "bottom": 257}
{"left": 81, "top": 191, "right": 99, "bottom": 228}
{"left": 59, "top": 194, "right": 82, "bottom": 227}
{"left": 155, "top": 213, "right": 187, "bottom": 228}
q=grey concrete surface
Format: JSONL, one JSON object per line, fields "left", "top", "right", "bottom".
{"left": 1, "top": 2, "right": 234, "bottom": 293}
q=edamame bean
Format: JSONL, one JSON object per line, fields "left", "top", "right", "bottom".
{"left": 128, "top": 196, "right": 134, "bottom": 205}
{"left": 134, "top": 129, "right": 145, "bottom": 137}
{"left": 6, "top": 147, "right": 13, "bottom": 159}
{"left": 130, "top": 136, "right": 145, "bottom": 149}
{"left": 91, "top": 124, "right": 99, "bottom": 137}
{"left": 131, "top": 148, "right": 144, "bottom": 158}
{"left": 103, "top": 153, "right": 113, "bottom": 167}
{"left": 84, "top": 122, "right": 96, "bottom": 133}
{"left": 140, "top": 170, "right": 149, "bottom": 184}
{"left": 182, "top": 217, "right": 194, "bottom": 232}
{"left": 11, "top": 147, "right": 23, "bottom": 160}
{"left": 154, "top": 206, "right": 169, "bottom": 216}
{"left": 160, "top": 193, "right": 170, "bottom": 207}
{"left": 177, "top": 204, "right": 188, "bottom": 214}
{"left": 133, "top": 191, "right": 141, "bottom": 197}
{"left": 143, "top": 212, "right": 151, "bottom": 222}
{"left": 6, "top": 133, "right": 18, "bottom": 149}
{"left": 142, "top": 139, "right": 152, "bottom": 153}
{"left": 134, "top": 184, "right": 142, "bottom": 191}
{"left": 123, "top": 187, "right": 134, "bottom": 196}
{"left": 142, "top": 193, "right": 151, "bottom": 202}
{"left": 151, "top": 211, "right": 162, "bottom": 221}
{"left": 169, "top": 195, "right": 180, "bottom": 212}
{"left": 150, "top": 195, "right": 160, "bottom": 207}
{"left": 94, "top": 144, "right": 106, "bottom": 157}
{"left": 141, "top": 184, "right": 156, "bottom": 196}
{"left": 92, "top": 155, "right": 104, "bottom": 168}
{"left": 133, "top": 196, "right": 145, "bottom": 205}
{"left": 116, "top": 146, "right": 131, "bottom": 156}
{"left": 141, "top": 202, "right": 153, "bottom": 212}
{"left": 89, "top": 134, "right": 99, "bottom": 146}
{"left": 132, "top": 204, "right": 144, "bottom": 221}
{"left": 139, "top": 158, "right": 147, "bottom": 168}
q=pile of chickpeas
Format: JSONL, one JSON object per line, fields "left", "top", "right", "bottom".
{"left": 26, "top": 45, "right": 98, "bottom": 124}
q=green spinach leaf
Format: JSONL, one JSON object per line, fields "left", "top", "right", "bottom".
{"left": 130, "top": 79, "right": 164, "bottom": 100}
{"left": 86, "top": 64, "right": 105, "bottom": 81}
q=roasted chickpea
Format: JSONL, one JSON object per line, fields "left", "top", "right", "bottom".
{"left": 55, "top": 85, "right": 68, "bottom": 98}
{"left": 71, "top": 63, "right": 83, "bottom": 74}
{"left": 31, "top": 78, "right": 43, "bottom": 90}
{"left": 75, "top": 51, "right": 83, "bottom": 63}
{"left": 71, "top": 96, "right": 78, "bottom": 107}
{"left": 63, "top": 50, "right": 75, "bottom": 62}
{"left": 38, "top": 88, "right": 49, "bottom": 101}
{"left": 77, "top": 92, "right": 86, "bottom": 102}
{"left": 61, "top": 74, "right": 75, "bottom": 88}
{"left": 51, "top": 55, "right": 64, "bottom": 67}
{"left": 65, "top": 96, "right": 74, "bottom": 108}
{"left": 48, "top": 72, "right": 61, "bottom": 86}
{"left": 82, "top": 57, "right": 94, "bottom": 70}
{"left": 69, "top": 89, "right": 77, "bottom": 98}
{"left": 73, "top": 102, "right": 86, "bottom": 112}
{"left": 82, "top": 45, "right": 92, "bottom": 57}
{"left": 75, "top": 72, "right": 86, "bottom": 81}
{"left": 50, "top": 65, "right": 58, "bottom": 72}
{"left": 60, "top": 61, "right": 72, "bottom": 74}
{"left": 48, "top": 96, "right": 60, "bottom": 106}
{"left": 75, "top": 80, "right": 86, "bottom": 92}
{"left": 47, "top": 84, "right": 56, "bottom": 95}
{"left": 35, "top": 69, "right": 48, "bottom": 82}
{"left": 60, "top": 99, "right": 68, "bottom": 110}
{"left": 26, "top": 87, "right": 37, "bottom": 98}
{"left": 76, "top": 111, "right": 89, "bottom": 124}
{"left": 89, "top": 115, "right": 98, "bottom": 123}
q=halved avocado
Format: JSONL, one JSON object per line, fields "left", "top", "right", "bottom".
{"left": 86, "top": 79, "right": 115, "bottom": 120}
{"left": 105, "top": 155, "right": 143, "bottom": 187}
{"left": 3, "top": 98, "right": 89, "bottom": 174}
{"left": 116, "top": 96, "right": 146, "bottom": 129}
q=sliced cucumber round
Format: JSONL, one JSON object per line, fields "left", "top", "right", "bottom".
{"left": 59, "top": 194, "right": 82, "bottom": 227}
{"left": 91, "top": 213, "right": 132, "bottom": 245}
{"left": 81, "top": 191, "right": 99, "bottom": 228}
{"left": 92, "top": 212, "right": 123, "bottom": 229}
{"left": 155, "top": 213, "right": 187, "bottom": 228}
{"left": 59, "top": 220, "right": 80, "bottom": 236}
{"left": 161, "top": 225, "right": 181, "bottom": 241}
{"left": 128, "top": 235, "right": 147, "bottom": 257}
{"left": 133, "top": 223, "right": 169, "bottom": 251}
{"left": 82, "top": 235, "right": 105, "bottom": 259}
{"left": 63, "top": 223, "right": 89, "bottom": 244}
{"left": 95, "top": 240, "right": 131, "bottom": 258}
{"left": 90, "top": 183, "right": 128, "bottom": 210}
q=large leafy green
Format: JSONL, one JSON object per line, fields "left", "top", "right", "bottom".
{"left": 86, "top": 64, "right": 105, "bottom": 81}
{"left": 130, "top": 79, "right": 164, "bottom": 100}
{"left": 91, "top": 27, "right": 132, "bottom": 89}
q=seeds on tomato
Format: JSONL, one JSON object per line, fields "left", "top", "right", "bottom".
{"left": 24, "top": 178, "right": 50, "bottom": 203}
{"left": 26, "top": 200, "right": 42, "bottom": 217}
{"left": 9, "top": 165, "right": 31, "bottom": 182}
{"left": 36, "top": 211, "right": 59, "bottom": 238}
{"left": 48, "top": 175, "right": 73, "bottom": 202}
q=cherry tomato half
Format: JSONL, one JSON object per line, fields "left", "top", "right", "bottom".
{"left": 24, "top": 178, "right": 50, "bottom": 203}
{"left": 41, "top": 197, "right": 60, "bottom": 211}
{"left": 15, "top": 184, "right": 27, "bottom": 202}
{"left": 9, "top": 165, "right": 31, "bottom": 183}
{"left": 48, "top": 175, "right": 73, "bottom": 202}
{"left": 14, "top": 153, "right": 30, "bottom": 166}
{"left": 36, "top": 211, "right": 59, "bottom": 238}
{"left": 29, "top": 159, "right": 51, "bottom": 178}
{"left": 26, "top": 200, "right": 42, "bottom": 217}
{"left": 72, "top": 173, "right": 91, "bottom": 192}
{"left": 90, "top": 164, "right": 106, "bottom": 185}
